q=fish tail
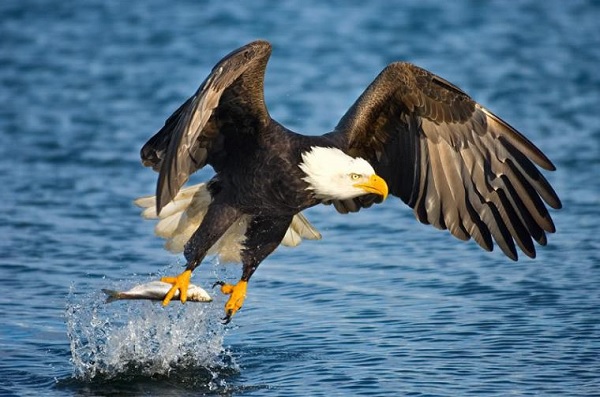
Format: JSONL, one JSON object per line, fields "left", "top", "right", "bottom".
{"left": 101, "top": 289, "right": 122, "bottom": 303}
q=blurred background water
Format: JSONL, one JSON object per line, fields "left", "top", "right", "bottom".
{"left": 1, "top": 0, "right": 599, "bottom": 396}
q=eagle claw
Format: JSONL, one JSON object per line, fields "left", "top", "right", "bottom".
{"left": 160, "top": 269, "right": 192, "bottom": 306}
{"left": 212, "top": 281, "right": 225, "bottom": 289}
{"left": 213, "top": 280, "right": 248, "bottom": 323}
{"left": 221, "top": 314, "right": 233, "bottom": 324}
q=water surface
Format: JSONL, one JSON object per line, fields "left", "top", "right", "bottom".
{"left": 1, "top": 1, "right": 599, "bottom": 396}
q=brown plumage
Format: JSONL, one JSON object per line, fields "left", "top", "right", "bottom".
{"left": 139, "top": 40, "right": 561, "bottom": 321}
{"left": 328, "top": 61, "right": 561, "bottom": 259}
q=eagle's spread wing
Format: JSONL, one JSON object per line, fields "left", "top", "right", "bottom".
{"left": 140, "top": 40, "right": 272, "bottom": 213}
{"left": 331, "top": 62, "right": 561, "bottom": 260}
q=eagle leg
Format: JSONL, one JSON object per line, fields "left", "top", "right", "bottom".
{"left": 160, "top": 269, "right": 192, "bottom": 306}
{"left": 213, "top": 280, "right": 248, "bottom": 323}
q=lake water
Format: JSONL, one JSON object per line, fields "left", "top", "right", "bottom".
{"left": 1, "top": 1, "right": 599, "bottom": 396}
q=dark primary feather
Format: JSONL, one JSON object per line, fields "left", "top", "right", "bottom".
{"left": 331, "top": 62, "right": 561, "bottom": 260}
{"left": 140, "top": 40, "right": 272, "bottom": 213}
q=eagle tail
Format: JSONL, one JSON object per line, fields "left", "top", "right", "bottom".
{"left": 134, "top": 183, "right": 211, "bottom": 254}
{"left": 281, "top": 213, "right": 322, "bottom": 247}
{"left": 134, "top": 183, "right": 321, "bottom": 261}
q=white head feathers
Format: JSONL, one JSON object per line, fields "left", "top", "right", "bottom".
{"left": 299, "top": 147, "right": 384, "bottom": 201}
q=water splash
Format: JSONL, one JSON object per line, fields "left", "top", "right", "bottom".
{"left": 65, "top": 272, "right": 237, "bottom": 387}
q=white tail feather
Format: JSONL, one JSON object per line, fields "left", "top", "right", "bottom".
{"left": 134, "top": 182, "right": 321, "bottom": 263}
{"left": 282, "top": 228, "right": 301, "bottom": 247}
{"left": 281, "top": 213, "right": 322, "bottom": 247}
{"left": 290, "top": 213, "right": 322, "bottom": 240}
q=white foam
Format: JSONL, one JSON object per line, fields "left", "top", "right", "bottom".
{"left": 65, "top": 268, "right": 237, "bottom": 385}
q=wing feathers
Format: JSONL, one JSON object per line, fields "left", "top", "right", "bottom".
{"left": 141, "top": 41, "right": 273, "bottom": 214}
{"left": 503, "top": 159, "right": 554, "bottom": 235}
{"left": 333, "top": 61, "right": 560, "bottom": 260}
{"left": 428, "top": 139, "right": 470, "bottom": 240}
{"left": 141, "top": 43, "right": 560, "bottom": 261}
{"left": 499, "top": 137, "right": 562, "bottom": 210}
{"left": 482, "top": 107, "right": 556, "bottom": 171}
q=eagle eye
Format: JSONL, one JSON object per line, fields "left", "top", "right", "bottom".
{"left": 350, "top": 173, "right": 361, "bottom": 180}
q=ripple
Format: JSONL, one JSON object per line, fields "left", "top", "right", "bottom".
{"left": 1, "top": 0, "right": 599, "bottom": 396}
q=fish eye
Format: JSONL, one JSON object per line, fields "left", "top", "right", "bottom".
{"left": 350, "top": 173, "right": 361, "bottom": 180}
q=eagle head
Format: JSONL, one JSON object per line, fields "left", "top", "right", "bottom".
{"left": 299, "top": 147, "right": 389, "bottom": 201}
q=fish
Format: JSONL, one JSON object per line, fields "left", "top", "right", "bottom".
{"left": 102, "top": 281, "right": 212, "bottom": 303}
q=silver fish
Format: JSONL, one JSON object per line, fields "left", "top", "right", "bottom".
{"left": 102, "top": 281, "right": 212, "bottom": 303}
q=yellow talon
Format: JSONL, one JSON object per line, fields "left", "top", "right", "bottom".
{"left": 161, "top": 269, "right": 192, "bottom": 306}
{"left": 218, "top": 280, "right": 247, "bottom": 322}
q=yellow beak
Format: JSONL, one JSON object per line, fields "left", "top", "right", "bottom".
{"left": 354, "top": 174, "right": 389, "bottom": 200}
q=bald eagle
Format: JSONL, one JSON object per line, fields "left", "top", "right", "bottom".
{"left": 136, "top": 40, "right": 561, "bottom": 323}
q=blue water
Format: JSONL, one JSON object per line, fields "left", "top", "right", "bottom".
{"left": 1, "top": 0, "right": 599, "bottom": 395}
